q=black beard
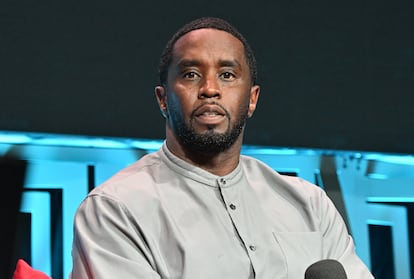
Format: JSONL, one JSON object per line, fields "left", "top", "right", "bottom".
{"left": 172, "top": 106, "right": 248, "bottom": 155}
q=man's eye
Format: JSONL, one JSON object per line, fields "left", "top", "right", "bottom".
{"left": 220, "top": 72, "right": 235, "bottom": 80}
{"left": 183, "top": 72, "right": 199, "bottom": 79}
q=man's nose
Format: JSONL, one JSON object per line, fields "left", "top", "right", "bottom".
{"left": 198, "top": 76, "right": 221, "bottom": 99}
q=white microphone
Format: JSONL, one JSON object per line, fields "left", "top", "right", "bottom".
{"left": 305, "top": 259, "right": 348, "bottom": 279}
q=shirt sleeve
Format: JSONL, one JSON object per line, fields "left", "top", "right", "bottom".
{"left": 70, "top": 194, "right": 161, "bottom": 279}
{"left": 317, "top": 188, "right": 375, "bottom": 279}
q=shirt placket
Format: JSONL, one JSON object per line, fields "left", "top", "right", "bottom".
{"left": 217, "top": 177, "right": 260, "bottom": 277}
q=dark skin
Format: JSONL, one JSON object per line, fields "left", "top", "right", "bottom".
{"left": 155, "top": 29, "right": 260, "bottom": 176}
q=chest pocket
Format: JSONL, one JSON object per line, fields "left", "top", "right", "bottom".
{"left": 273, "top": 231, "right": 323, "bottom": 279}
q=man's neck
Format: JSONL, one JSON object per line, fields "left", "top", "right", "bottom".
{"left": 166, "top": 138, "right": 242, "bottom": 177}
{"left": 185, "top": 149, "right": 240, "bottom": 176}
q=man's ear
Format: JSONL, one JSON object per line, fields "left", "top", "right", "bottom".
{"left": 155, "top": 86, "right": 168, "bottom": 118}
{"left": 247, "top": 85, "right": 260, "bottom": 118}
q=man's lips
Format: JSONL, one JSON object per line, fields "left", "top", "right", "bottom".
{"left": 193, "top": 104, "right": 226, "bottom": 117}
{"left": 193, "top": 104, "right": 227, "bottom": 126}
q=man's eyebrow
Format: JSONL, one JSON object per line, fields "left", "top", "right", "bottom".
{"left": 176, "top": 59, "right": 242, "bottom": 68}
{"left": 218, "top": 59, "right": 242, "bottom": 68}
{"left": 177, "top": 59, "right": 202, "bottom": 68}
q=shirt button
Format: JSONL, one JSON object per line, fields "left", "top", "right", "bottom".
{"left": 220, "top": 178, "right": 226, "bottom": 185}
{"left": 249, "top": 245, "right": 256, "bottom": 251}
{"left": 229, "top": 204, "right": 236, "bottom": 210}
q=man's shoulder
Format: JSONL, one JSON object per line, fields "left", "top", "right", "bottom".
{"left": 240, "top": 154, "right": 322, "bottom": 194}
{"left": 90, "top": 151, "right": 164, "bottom": 196}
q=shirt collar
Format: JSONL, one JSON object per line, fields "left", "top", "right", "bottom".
{"left": 160, "top": 142, "right": 243, "bottom": 188}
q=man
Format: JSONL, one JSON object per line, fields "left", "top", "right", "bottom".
{"left": 70, "top": 17, "right": 374, "bottom": 278}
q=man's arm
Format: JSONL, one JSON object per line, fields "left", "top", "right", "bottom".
{"left": 317, "top": 188, "right": 375, "bottom": 278}
{"left": 70, "top": 195, "right": 160, "bottom": 279}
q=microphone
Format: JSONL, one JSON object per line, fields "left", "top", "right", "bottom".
{"left": 305, "top": 259, "right": 347, "bottom": 279}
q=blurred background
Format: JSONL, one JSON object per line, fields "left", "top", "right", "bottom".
{"left": 1, "top": 0, "right": 414, "bottom": 278}
{"left": 2, "top": 0, "right": 414, "bottom": 153}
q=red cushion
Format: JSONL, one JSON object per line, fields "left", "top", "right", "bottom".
{"left": 13, "top": 259, "right": 52, "bottom": 279}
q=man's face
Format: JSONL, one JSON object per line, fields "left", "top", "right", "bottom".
{"left": 157, "top": 28, "right": 259, "bottom": 154}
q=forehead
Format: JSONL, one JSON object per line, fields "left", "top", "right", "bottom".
{"left": 172, "top": 28, "right": 247, "bottom": 64}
